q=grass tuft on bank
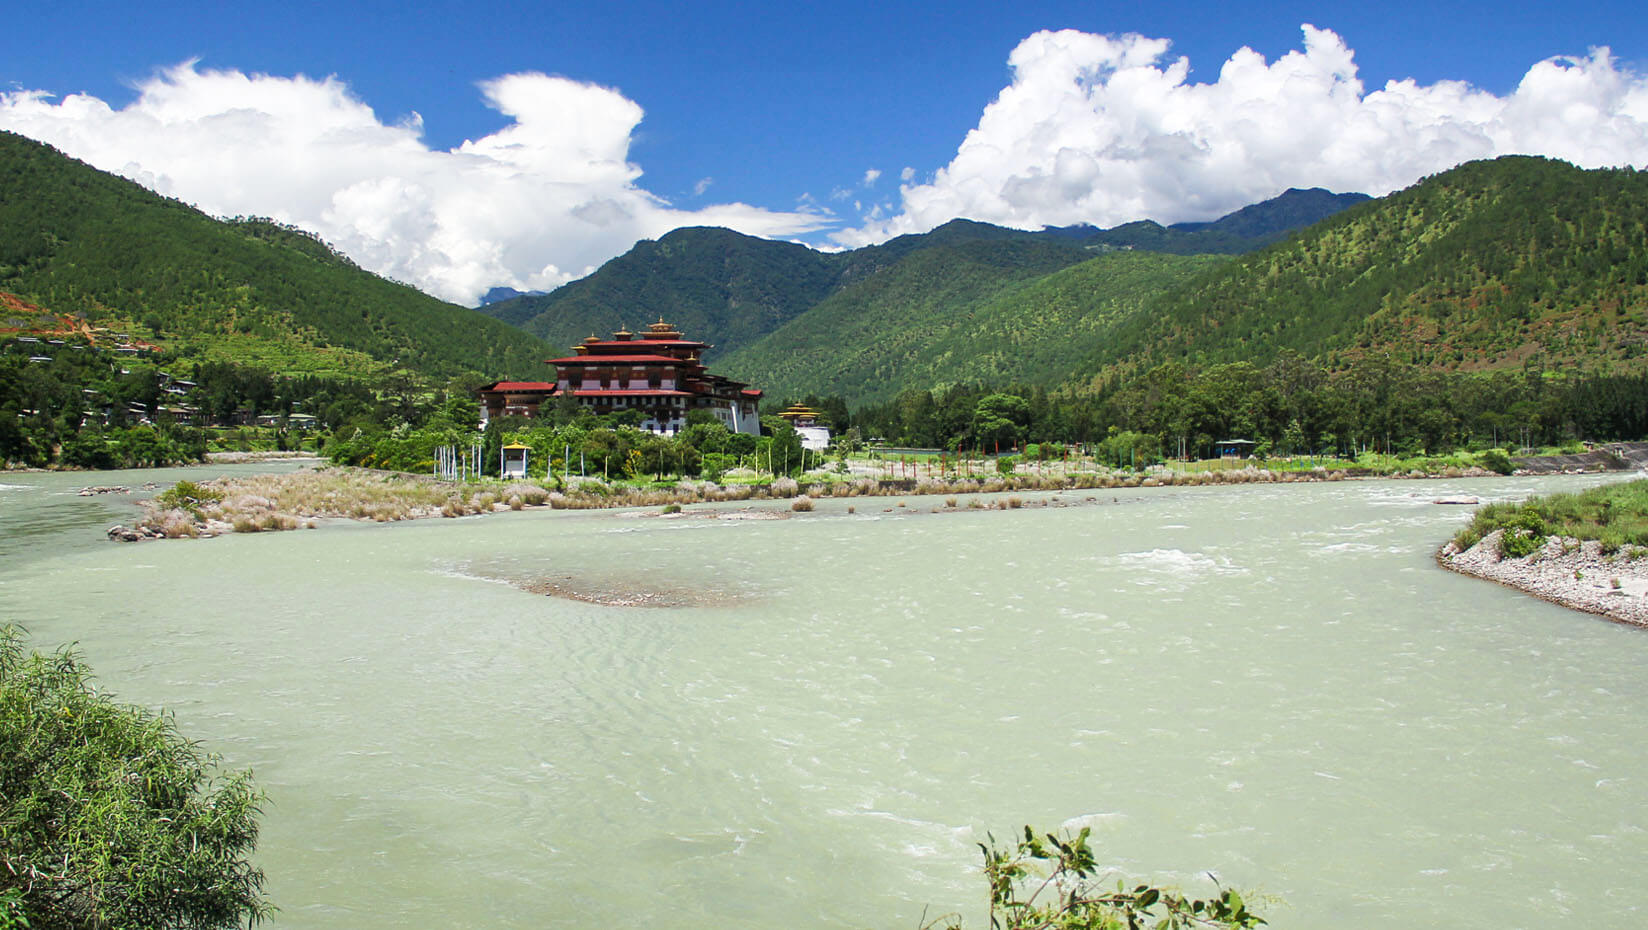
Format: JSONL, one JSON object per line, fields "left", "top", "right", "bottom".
{"left": 1453, "top": 478, "right": 1648, "bottom": 556}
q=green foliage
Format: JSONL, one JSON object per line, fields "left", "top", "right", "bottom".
{"left": 156, "top": 479, "right": 225, "bottom": 516}
{"left": 1456, "top": 479, "right": 1648, "bottom": 554}
{"left": 1098, "top": 430, "right": 1162, "bottom": 469}
{"left": 928, "top": 826, "right": 1265, "bottom": 930}
{"left": 762, "top": 422, "right": 807, "bottom": 476}
{"left": 1497, "top": 511, "right": 1550, "bottom": 558}
{"left": 973, "top": 393, "right": 1030, "bottom": 450}
{"left": 1476, "top": 448, "right": 1516, "bottom": 475}
{"left": 699, "top": 452, "right": 738, "bottom": 481}
{"left": 0, "top": 627, "right": 270, "bottom": 929}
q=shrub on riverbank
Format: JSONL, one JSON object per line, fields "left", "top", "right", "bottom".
{"left": 1453, "top": 479, "right": 1648, "bottom": 554}
{"left": 0, "top": 627, "right": 270, "bottom": 929}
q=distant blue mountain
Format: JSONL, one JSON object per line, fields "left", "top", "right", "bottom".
{"left": 477, "top": 285, "right": 547, "bottom": 307}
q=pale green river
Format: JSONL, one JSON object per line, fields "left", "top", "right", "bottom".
{"left": 3, "top": 466, "right": 1646, "bottom": 928}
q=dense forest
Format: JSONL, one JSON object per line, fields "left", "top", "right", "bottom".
{"left": 719, "top": 249, "right": 1225, "bottom": 403}
{"left": 835, "top": 358, "right": 1648, "bottom": 457}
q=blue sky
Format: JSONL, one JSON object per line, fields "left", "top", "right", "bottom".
{"left": 4, "top": 1, "right": 1647, "bottom": 303}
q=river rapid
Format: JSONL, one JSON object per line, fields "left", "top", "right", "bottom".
{"left": 2, "top": 467, "right": 1645, "bottom": 929}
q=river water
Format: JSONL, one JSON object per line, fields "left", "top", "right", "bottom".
{"left": 2, "top": 467, "right": 1646, "bottom": 929}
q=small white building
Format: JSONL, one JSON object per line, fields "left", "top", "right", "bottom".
{"left": 778, "top": 404, "right": 832, "bottom": 451}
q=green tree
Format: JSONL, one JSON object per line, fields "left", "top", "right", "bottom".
{"left": 0, "top": 627, "right": 271, "bottom": 929}
{"left": 972, "top": 393, "right": 1029, "bottom": 450}
{"left": 762, "top": 423, "right": 806, "bottom": 476}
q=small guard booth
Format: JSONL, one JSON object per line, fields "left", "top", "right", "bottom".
{"left": 500, "top": 443, "right": 530, "bottom": 479}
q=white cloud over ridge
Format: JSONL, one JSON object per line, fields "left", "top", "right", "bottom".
{"left": 837, "top": 25, "right": 1648, "bottom": 246}
{"left": 4, "top": 28, "right": 1647, "bottom": 302}
{"left": 0, "top": 63, "right": 829, "bottom": 305}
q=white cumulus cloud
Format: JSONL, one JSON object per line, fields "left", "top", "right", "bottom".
{"left": 836, "top": 25, "right": 1648, "bottom": 246}
{"left": 0, "top": 62, "right": 831, "bottom": 305}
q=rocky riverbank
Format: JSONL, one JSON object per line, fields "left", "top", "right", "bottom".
{"left": 1438, "top": 531, "right": 1648, "bottom": 627}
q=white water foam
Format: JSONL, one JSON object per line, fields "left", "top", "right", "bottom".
{"left": 1114, "top": 548, "right": 1246, "bottom": 579}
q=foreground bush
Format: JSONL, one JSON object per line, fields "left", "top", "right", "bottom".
{"left": 929, "top": 826, "right": 1265, "bottom": 929}
{"left": 0, "top": 628, "right": 270, "bottom": 929}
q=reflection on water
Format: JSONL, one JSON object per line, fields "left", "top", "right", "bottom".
{"left": 2, "top": 469, "right": 1645, "bottom": 929}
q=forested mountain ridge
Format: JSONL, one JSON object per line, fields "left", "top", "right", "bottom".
{"left": 712, "top": 239, "right": 1116, "bottom": 404}
{"left": 479, "top": 187, "right": 1368, "bottom": 360}
{"left": 0, "top": 131, "right": 553, "bottom": 380}
{"left": 481, "top": 226, "right": 850, "bottom": 355}
{"left": 719, "top": 249, "right": 1225, "bottom": 404}
{"left": 1047, "top": 187, "right": 1372, "bottom": 254}
{"left": 1084, "top": 156, "right": 1648, "bottom": 385}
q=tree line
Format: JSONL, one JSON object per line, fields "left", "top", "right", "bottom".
{"left": 823, "top": 355, "right": 1648, "bottom": 458}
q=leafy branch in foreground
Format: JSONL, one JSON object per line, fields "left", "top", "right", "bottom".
{"left": 0, "top": 626, "right": 270, "bottom": 929}
{"left": 929, "top": 826, "right": 1266, "bottom": 930}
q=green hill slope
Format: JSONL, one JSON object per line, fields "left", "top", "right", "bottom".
{"left": 715, "top": 240, "right": 1192, "bottom": 404}
{"left": 1089, "top": 157, "right": 1648, "bottom": 382}
{"left": 0, "top": 131, "right": 552, "bottom": 380}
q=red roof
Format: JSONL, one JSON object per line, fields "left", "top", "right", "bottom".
{"left": 544, "top": 354, "right": 687, "bottom": 365}
{"left": 571, "top": 389, "right": 692, "bottom": 397}
{"left": 483, "top": 381, "right": 556, "bottom": 392}
{"left": 740, "top": 388, "right": 763, "bottom": 396}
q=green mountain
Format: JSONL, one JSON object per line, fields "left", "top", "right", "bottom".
{"left": 0, "top": 131, "right": 553, "bottom": 380}
{"left": 1047, "top": 188, "right": 1372, "bottom": 254}
{"left": 718, "top": 246, "right": 1221, "bottom": 404}
{"left": 480, "top": 188, "right": 1368, "bottom": 362}
{"left": 1082, "top": 156, "right": 1648, "bottom": 384}
{"left": 480, "top": 226, "right": 850, "bottom": 356}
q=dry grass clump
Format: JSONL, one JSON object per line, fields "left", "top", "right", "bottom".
{"left": 791, "top": 496, "right": 814, "bottom": 512}
{"left": 232, "top": 513, "right": 304, "bottom": 533}
{"left": 502, "top": 482, "right": 550, "bottom": 506}
{"left": 154, "top": 508, "right": 198, "bottom": 538}
{"left": 771, "top": 476, "right": 799, "bottom": 497}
